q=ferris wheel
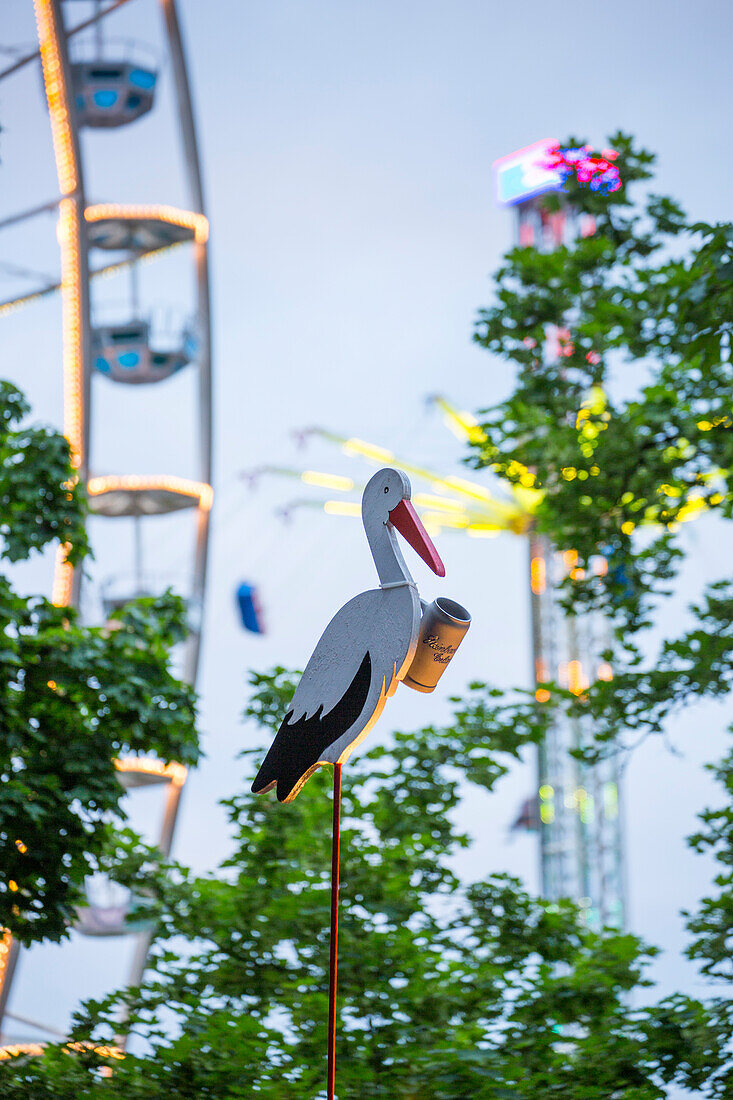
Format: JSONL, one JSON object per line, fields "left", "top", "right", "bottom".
{"left": 0, "top": 0, "right": 212, "bottom": 1044}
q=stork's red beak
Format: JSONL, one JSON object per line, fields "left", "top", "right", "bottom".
{"left": 389, "top": 499, "right": 445, "bottom": 577}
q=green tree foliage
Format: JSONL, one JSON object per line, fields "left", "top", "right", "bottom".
{"left": 467, "top": 133, "right": 733, "bottom": 951}
{"left": 0, "top": 382, "right": 199, "bottom": 942}
{"left": 2, "top": 135, "right": 732, "bottom": 1095}
{"left": 473, "top": 133, "right": 733, "bottom": 634}
{"left": 1, "top": 671, "right": 729, "bottom": 1096}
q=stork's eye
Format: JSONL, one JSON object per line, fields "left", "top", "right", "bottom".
{"left": 384, "top": 486, "right": 389, "bottom": 493}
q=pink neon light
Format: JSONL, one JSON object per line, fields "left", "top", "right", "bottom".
{"left": 550, "top": 211, "right": 565, "bottom": 247}
{"left": 541, "top": 143, "right": 622, "bottom": 195}
{"left": 580, "top": 214, "right": 597, "bottom": 238}
{"left": 519, "top": 223, "right": 535, "bottom": 246}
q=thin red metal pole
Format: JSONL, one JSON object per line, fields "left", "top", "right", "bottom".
{"left": 327, "top": 762, "right": 342, "bottom": 1100}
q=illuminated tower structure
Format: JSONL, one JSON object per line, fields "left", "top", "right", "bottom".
{"left": 494, "top": 140, "right": 625, "bottom": 928}
{"left": 0, "top": 0, "right": 212, "bottom": 1042}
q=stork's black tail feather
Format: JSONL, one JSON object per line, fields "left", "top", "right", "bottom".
{"left": 251, "top": 651, "right": 372, "bottom": 802}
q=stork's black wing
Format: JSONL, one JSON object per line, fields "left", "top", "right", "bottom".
{"left": 251, "top": 651, "right": 372, "bottom": 802}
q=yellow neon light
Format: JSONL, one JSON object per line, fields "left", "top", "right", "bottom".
{"left": 67, "top": 1042, "right": 124, "bottom": 1060}
{"left": 567, "top": 660, "right": 588, "bottom": 696}
{"left": 478, "top": 520, "right": 511, "bottom": 534}
{"left": 415, "top": 511, "right": 466, "bottom": 529}
{"left": 36, "top": 0, "right": 86, "bottom": 606}
{"left": 341, "top": 438, "right": 395, "bottom": 463}
{"left": 87, "top": 475, "right": 214, "bottom": 512}
{"left": 301, "top": 401, "right": 718, "bottom": 554}
{"left": 323, "top": 500, "right": 362, "bottom": 517}
{"left": 301, "top": 471, "right": 355, "bottom": 492}
{"left": 430, "top": 492, "right": 528, "bottom": 532}
{"left": 0, "top": 930, "right": 13, "bottom": 992}
{"left": 461, "top": 520, "right": 504, "bottom": 532}
{"left": 432, "top": 397, "right": 487, "bottom": 445}
{"left": 57, "top": 199, "right": 84, "bottom": 470}
{"left": 52, "top": 543, "right": 74, "bottom": 607}
{"left": 530, "top": 556, "right": 546, "bottom": 595}
{"left": 309, "top": 426, "right": 538, "bottom": 532}
{"left": 441, "top": 476, "right": 504, "bottom": 505}
{"left": 34, "top": 0, "right": 77, "bottom": 195}
{"left": 0, "top": 1041, "right": 124, "bottom": 1062}
{"left": 115, "top": 758, "right": 187, "bottom": 787}
{"left": 35, "top": 3, "right": 84, "bottom": 470}
{"left": 431, "top": 475, "right": 517, "bottom": 512}
{"left": 412, "top": 493, "right": 467, "bottom": 513}
{"left": 84, "top": 204, "right": 209, "bottom": 245}
{"left": 510, "top": 484, "right": 544, "bottom": 523}
{"left": 0, "top": 1044, "right": 45, "bottom": 1061}
{"left": 309, "top": 488, "right": 527, "bottom": 536}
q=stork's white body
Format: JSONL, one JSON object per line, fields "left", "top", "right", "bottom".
{"left": 290, "top": 583, "right": 421, "bottom": 766}
{"left": 252, "top": 468, "right": 444, "bottom": 802}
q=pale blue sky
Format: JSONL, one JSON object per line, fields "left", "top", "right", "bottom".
{"left": 1, "top": 0, "right": 732, "bottom": 1072}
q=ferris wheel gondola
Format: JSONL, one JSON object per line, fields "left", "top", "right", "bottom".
{"left": 69, "top": 36, "right": 158, "bottom": 129}
{"left": 86, "top": 203, "right": 205, "bottom": 384}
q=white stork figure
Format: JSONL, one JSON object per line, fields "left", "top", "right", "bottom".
{"left": 252, "top": 467, "right": 445, "bottom": 802}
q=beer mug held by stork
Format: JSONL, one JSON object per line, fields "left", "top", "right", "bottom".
{"left": 402, "top": 597, "right": 471, "bottom": 694}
